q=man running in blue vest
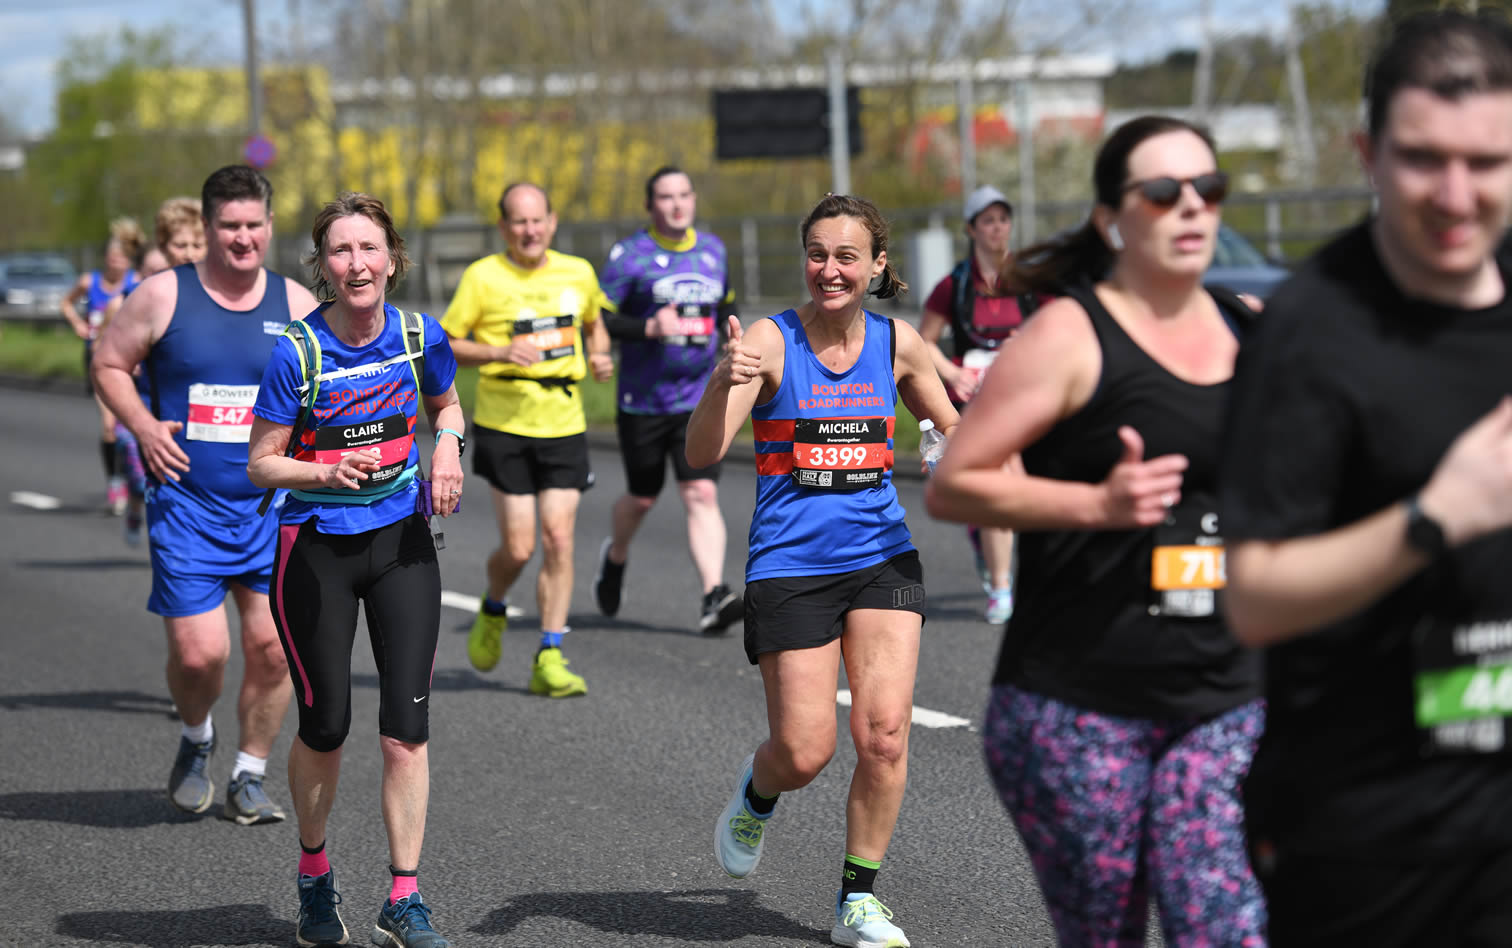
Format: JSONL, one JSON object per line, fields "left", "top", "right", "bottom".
{"left": 93, "top": 165, "right": 319, "bottom": 824}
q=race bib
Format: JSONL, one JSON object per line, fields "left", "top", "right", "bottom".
{"left": 312, "top": 413, "right": 413, "bottom": 490}
{"left": 186, "top": 383, "right": 258, "bottom": 443}
{"left": 513, "top": 315, "right": 576, "bottom": 361}
{"left": 1148, "top": 507, "right": 1224, "bottom": 618}
{"left": 962, "top": 349, "right": 998, "bottom": 371}
{"left": 791, "top": 417, "right": 891, "bottom": 491}
{"left": 665, "top": 303, "right": 716, "bottom": 347}
{"left": 1413, "top": 618, "right": 1512, "bottom": 756}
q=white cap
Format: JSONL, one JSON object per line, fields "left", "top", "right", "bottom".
{"left": 919, "top": 419, "right": 935, "bottom": 432}
{"left": 963, "top": 185, "right": 1013, "bottom": 224}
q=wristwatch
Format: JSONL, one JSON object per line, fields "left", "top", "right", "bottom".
{"left": 1404, "top": 494, "right": 1447, "bottom": 559}
{"left": 435, "top": 428, "right": 466, "bottom": 459}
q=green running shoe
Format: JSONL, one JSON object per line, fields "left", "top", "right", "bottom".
{"left": 529, "top": 647, "right": 587, "bottom": 697}
{"left": 467, "top": 604, "right": 506, "bottom": 672}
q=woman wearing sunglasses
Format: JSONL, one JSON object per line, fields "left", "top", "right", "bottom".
{"left": 925, "top": 115, "right": 1266, "bottom": 946}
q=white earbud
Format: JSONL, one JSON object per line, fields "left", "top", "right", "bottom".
{"left": 1107, "top": 223, "right": 1125, "bottom": 252}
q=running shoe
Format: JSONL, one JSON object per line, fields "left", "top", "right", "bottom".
{"left": 467, "top": 604, "right": 506, "bottom": 672}
{"left": 714, "top": 753, "right": 769, "bottom": 878}
{"left": 984, "top": 588, "right": 1014, "bottom": 624}
{"left": 372, "top": 893, "right": 450, "bottom": 948}
{"left": 222, "top": 772, "right": 286, "bottom": 825}
{"left": 832, "top": 892, "right": 911, "bottom": 948}
{"left": 699, "top": 584, "right": 744, "bottom": 636}
{"left": 593, "top": 538, "right": 625, "bottom": 617}
{"left": 168, "top": 734, "right": 215, "bottom": 814}
{"left": 529, "top": 647, "right": 587, "bottom": 697}
{"left": 296, "top": 870, "right": 350, "bottom": 947}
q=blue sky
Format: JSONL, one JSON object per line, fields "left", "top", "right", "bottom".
{"left": 0, "top": 0, "right": 1303, "bottom": 137}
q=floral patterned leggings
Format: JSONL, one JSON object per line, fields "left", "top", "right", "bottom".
{"left": 983, "top": 684, "right": 1268, "bottom": 947}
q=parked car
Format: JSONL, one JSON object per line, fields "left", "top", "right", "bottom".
{"left": 1206, "top": 225, "right": 1290, "bottom": 299}
{"left": 0, "top": 254, "right": 78, "bottom": 320}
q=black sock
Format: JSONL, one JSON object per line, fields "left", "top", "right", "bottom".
{"left": 841, "top": 854, "right": 880, "bottom": 897}
{"left": 482, "top": 596, "right": 508, "bottom": 616}
{"left": 101, "top": 440, "right": 118, "bottom": 478}
{"left": 744, "top": 776, "right": 778, "bottom": 816}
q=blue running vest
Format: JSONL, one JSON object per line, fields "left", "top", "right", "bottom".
{"left": 146, "top": 265, "right": 290, "bottom": 518}
{"left": 747, "top": 309, "right": 913, "bottom": 581}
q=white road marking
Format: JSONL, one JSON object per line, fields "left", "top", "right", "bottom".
{"left": 836, "top": 688, "right": 972, "bottom": 730}
{"left": 10, "top": 491, "right": 61, "bottom": 511}
{"left": 441, "top": 590, "right": 523, "bottom": 618}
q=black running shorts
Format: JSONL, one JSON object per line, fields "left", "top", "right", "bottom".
{"left": 270, "top": 514, "right": 440, "bottom": 751}
{"left": 742, "top": 550, "right": 925, "bottom": 665}
{"left": 473, "top": 427, "right": 592, "bottom": 495}
{"left": 615, "top": 410, "right": 721, "bottom": 498}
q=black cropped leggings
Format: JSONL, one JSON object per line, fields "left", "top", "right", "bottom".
{"left": 270, "top": 514, "right": 440, "bottom": 752}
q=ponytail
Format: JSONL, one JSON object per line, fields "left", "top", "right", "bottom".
{"left": 873, "top": 260, "right": 908, "bottom": 299}
{"left": 1002, "top": 220, "right": 1113, "bottom": 297}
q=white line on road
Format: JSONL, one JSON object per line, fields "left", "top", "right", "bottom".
{"left": 10, "top": 491, "right": 61, "bottom": 510}
{"left": 837, "top": 688, "right": 973, "bottom": 730}
{"left": 441, "top": 590, "right": 523, "bottom": 618}
{"left": 436, "top": 591, "right": 969, "bottom": 728}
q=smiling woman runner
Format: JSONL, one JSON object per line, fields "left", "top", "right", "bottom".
{"left": 686, "top": 193, "right": 958, "bottom": 948}
{"left": 247, "top": 192, "right": 464, "bottom": 948}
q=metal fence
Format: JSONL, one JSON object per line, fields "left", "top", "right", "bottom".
{"left": 22, "top": 186, "right": 1375, "bottom": 323}
{"left": 352, "top": 186, "right": 1375, "bottom": 312}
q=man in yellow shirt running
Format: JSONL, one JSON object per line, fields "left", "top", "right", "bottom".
{"left": 443, "top": 182, "right": 614, "bottom": 697}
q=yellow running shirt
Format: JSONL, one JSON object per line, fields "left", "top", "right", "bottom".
{"left": 441, "top": 249, "right": 607, "bottom": 438}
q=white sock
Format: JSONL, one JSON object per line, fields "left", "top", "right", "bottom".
{"left": 182, "top": 714, "right": 213, "bottom": 745}
{"left": 232, "top": 751, "right": 268, "bottom": 780}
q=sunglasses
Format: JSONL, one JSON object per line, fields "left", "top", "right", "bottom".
{"left": 1122, "top": 172, "right": 1230, "bottom": 208}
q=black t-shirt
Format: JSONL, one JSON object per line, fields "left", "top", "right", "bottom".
{"left": 1220, "top": 221, "right": 1512, "bottom": 858}
{"left": 997, "top": 283, "right": 1261, "bottom": 719}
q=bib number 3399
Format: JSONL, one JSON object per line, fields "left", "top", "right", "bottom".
{"left": 791, "top": 417, "right": 890, "bottom": 491}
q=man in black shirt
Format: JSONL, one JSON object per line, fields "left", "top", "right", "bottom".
{"left": 1220, "top": 10, "right": 1512, "bottom": 945}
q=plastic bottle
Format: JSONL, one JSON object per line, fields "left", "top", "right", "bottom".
{"left": 919, "top": 418, "right": 947, "bottom": 474}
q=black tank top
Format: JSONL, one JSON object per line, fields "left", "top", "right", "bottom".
{"left": 994, "top": 283, "right": 1261, "bottom": 719}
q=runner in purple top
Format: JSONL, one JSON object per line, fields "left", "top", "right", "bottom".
{"left": 593, "top": 166, "right": 745, "bottom": 634}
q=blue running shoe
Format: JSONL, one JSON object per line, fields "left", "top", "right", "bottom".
{"left": 222, "top": 772, "right": 286, "bottom": 825}
{"left": 296, "top": 870, "right": 349, "bottom": 947}
{"left": 168, "top": 735, "right": 215, "bottom": 814}
{"left": 714, "top": 753, "right": 770, "bottom": 878}
{"left": 831, "top": 891, "right": 911, "bottom": 948}
{"left": 372, "top": 893, "right": 450, "bottom": 948}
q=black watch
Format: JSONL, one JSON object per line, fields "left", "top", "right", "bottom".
{"left": 1404, "top": 494, "right": 1447, "bottom": 559}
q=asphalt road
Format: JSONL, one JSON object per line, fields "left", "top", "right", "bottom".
{"left": 0, "top": 383, "right": 1100, "bottom": 948}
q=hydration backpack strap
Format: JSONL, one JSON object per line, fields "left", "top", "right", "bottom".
{"left": 256, "top": 320, "right": 322, "bottom": 516}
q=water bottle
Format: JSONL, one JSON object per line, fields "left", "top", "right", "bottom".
{"left": 919, "top": 419, "right": 947, "bottom": 475}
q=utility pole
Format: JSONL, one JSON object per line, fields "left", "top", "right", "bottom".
{"left": 242, "top": 0, "right": 263, "bottom": 136}
{"left": 1015, "top": 78, "right": 1036, "bottom": 245}
{"left": 957, "top": 73, "right": 977, "bottom": 202}
{"left": 1193, "top": 0, "right": 1214, "bottom": 124}
{"left": 827, "top": 46, "right": 851, "bottom": 195}
{"left": 1284, "top": 6, "right": 1318, "bottom": 188}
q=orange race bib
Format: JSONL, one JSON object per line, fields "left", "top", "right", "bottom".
{"left": 512, "top": 315, "right": 576, "bottom": 361}
{"left": 1149, "top": 507, "right": 1225, "bottom": 618}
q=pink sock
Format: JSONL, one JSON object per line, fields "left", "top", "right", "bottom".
{"left": 389, "top": 872, "right": 418, "bottom": 903}
{"left": 298, "top": 846, "right": 330, "bottom": 878}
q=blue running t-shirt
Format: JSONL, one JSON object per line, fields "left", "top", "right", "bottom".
{"left": 253, "top": 304, "right": 458, "bottom": 535}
